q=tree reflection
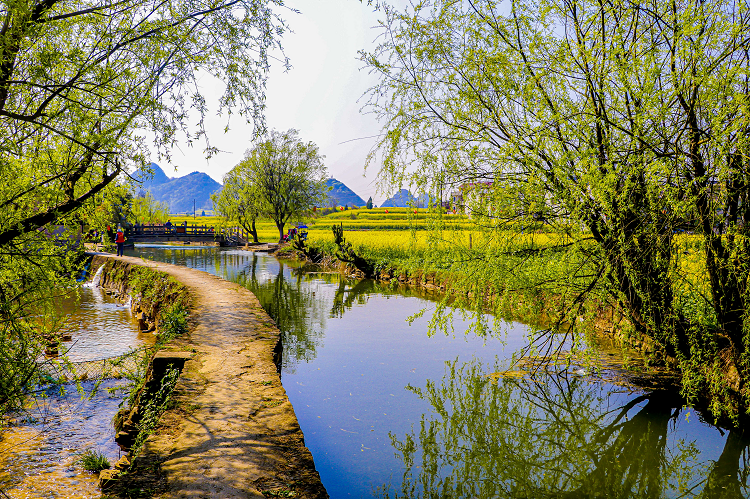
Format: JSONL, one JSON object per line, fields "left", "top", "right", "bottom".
{"left": 230, "top": 254, "right": 327, "bottom": 373}
{"left": 329, "top": 278, "right": 379, "bottom": 318}
{"left": 382, "top": 359, "right": 750, "bottom": 498}
{"left": 327, "top": 276, "right": 446, "bottom": 319}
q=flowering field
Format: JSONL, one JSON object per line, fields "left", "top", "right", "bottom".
{"left": 173, "top": 209, "right": 708, "bottom": 299}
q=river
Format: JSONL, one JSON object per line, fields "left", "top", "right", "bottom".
{"left": 127, "top": 244, "right": 743, "bottom": 499}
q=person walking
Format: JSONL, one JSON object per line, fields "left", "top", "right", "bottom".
{"left": 115, "top": 226, "right": 126, "bottom": 257}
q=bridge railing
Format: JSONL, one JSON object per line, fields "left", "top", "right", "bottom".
{"left": 126, "top": 224, "right": 253, "bottom": 245}
{"left": 128, "top": 224, "right": 217, "bottom": 237}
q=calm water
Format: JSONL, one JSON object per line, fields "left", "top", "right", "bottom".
{"left": 0, "top": 279, "right": 150, "bottom": 498}
{"left": 129, "top": 245, "right": 745, "bottom": 498}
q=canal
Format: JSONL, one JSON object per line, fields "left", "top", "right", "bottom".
{"left": 127, "top": 245, "right": 742, "bottom": 498}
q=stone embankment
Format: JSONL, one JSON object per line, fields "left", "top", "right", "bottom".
{"left": 89, "top": 253, "right": 327, "bottom": 498}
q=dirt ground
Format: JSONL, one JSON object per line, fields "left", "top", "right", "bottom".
{"left": 93, "top": 253, "right": 328, "bottom": 498}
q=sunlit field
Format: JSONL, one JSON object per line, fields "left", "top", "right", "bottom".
{"left": 171, "top": 208, "right": 708, "bottom": 292}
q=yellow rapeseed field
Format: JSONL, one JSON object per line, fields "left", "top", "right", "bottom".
{"left": 175, "top": 209, "right": 708, "bottom": 295}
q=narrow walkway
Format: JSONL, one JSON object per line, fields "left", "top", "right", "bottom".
{"left": 92, "top": 254, "right": 327, "bottom": 498}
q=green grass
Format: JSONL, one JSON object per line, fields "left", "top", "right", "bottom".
{"left": 78, "top": 449, "right": 111, "bottom": 473}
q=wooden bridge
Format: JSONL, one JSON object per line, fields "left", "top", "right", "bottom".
{"left": 126, "top": 224, "right": 249, "bottom": 246}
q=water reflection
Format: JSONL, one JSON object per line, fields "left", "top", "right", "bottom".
{"left": 232, "top": 256, "right": 328, "bottom": 371}
{"left": 381, "top": 358, "right": 746, "bottom": 498}
{"left": 128, "top": 245, "right": 747, "bottom": 498}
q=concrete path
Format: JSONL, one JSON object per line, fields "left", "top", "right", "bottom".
{"left": 92, "top": 254, "right": 327, "bottom": 498}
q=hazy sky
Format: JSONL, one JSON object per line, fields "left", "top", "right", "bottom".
{"left": 161, "top": 0, "right": 389, "bottom": 204}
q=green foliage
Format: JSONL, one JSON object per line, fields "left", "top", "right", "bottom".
{"left": 217, "top": 129, "right": 327, "bottom": 242}
{"left": 78, "top": 449, "right": 111, "bottom": 473}
{"left": 212, "top": 156, "right": 268, "bottom": 243}
{"left": 129, "top": 368, "right": 180, "bottom": 463}
{"left": 366, "top": 197, "right": 373, "bottom": 210}
{"left": 362, "top": 0, "right": 750, "bottom": 420}
{"left": 130, "top": 193, "right": 170, "bottom": 225}
{"left": 159, "top": 304, "right": 189, "bottom": 343}
{"left": 0, "top": 249, "right": 83, "bottom": 413}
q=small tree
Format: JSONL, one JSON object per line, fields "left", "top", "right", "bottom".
{"left": 212, "top": 163, "right": 266, "bottom": 243}
{"left": 252, "top": 129, "right": 327, "bottom": 241}
{"left": 366, "top": 197, "right": 373, "bottom": 209}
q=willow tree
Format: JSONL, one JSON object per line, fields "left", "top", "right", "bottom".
{"left": 131, "top": 192, "right": 170, "bottom": 225}
{"left": 363, "top": 0, "right": 750, "bottom": 419}
{"left": 0, "top": 0, "right": 286, "bottom": 413}
{"left": 235, "top": 129, "right": 327, "bottom": 242}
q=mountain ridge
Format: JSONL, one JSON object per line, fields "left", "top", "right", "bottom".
{"left": 323, "top": 178, "right": 366, "bottom": 207}
{"left": 133, "top": 163, "right": 222, "bottom": 213}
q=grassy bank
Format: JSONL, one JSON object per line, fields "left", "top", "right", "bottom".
{"left": 92, "top": 256, "right": 192, "bottom": 496}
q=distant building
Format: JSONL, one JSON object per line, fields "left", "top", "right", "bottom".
{"left": 450, "top": 182, "right": 493, "bottom": 216}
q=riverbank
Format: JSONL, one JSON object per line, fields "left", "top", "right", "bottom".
{"left": 274, "top": 243, "right": 683, "bottom": 386}
{"left": 89, "top": 253, "right": 327, "bottom": 498}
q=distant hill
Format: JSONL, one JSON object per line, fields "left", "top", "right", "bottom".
{"left": 132, "top": 163, "right": 222, "bottom": 213}
{"left": 381, "top": 189, "right": 418, "bottom": 208}
{"left": 133, "top": 162, "right": 171, "bottom": 191}
{"left": 323, "top": 178, "right": 366, "bottom": 207}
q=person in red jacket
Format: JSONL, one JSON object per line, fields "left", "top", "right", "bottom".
{"left": 115, "top": 226, "right": 126, "bottom": 256}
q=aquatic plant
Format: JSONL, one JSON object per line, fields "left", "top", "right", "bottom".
{"left": 78, "top": 450, "right": 111, "bottom": 473}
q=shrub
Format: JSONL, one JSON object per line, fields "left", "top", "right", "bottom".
{"left": 159, "top": 303, "right": 189, "bottom": 343}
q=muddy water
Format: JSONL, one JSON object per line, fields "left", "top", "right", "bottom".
{"left": 129, "top": 245, "right": 746, "bottom": 499}
{"left": 0, "top": 281, "right": 151, "bottom": 498}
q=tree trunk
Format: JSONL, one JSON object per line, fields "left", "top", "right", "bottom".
{"left": 250, "top": 219, "right": 259, "bottom": 243}
{"left": 239, "top": 218, "right": 259, "bottom": 244}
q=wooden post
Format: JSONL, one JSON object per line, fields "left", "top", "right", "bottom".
{"left": 469, "top": 233, "right": 472, "bottom": 250}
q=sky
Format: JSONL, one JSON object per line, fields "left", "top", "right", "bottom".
{"left": 159, "top": 0, "right": 389, "bottom": 204}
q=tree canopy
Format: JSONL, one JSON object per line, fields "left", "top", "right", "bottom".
{"left": 131, "top": 192, "right": 170, "bottom": 225}
{"left": 0, "top": 0, "right": 286, "bottom": 413}
{"left": 212, "top": 159, "right": 267, "bottom": 243}
{"left": 363, "top": 0, "right": 750, "bottom": 419}
{"left": 217, "top": 129, "right": 327, "bottom": 242}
